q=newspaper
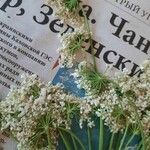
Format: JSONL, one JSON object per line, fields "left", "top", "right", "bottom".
{"left": 84, "top": 0, "right": 149, "bottom": 75}
{"left": 0, "top": 0, "right": 150, "bottom": 149}
{"left": 0, "top": 0, "right": 61, "bottom": 99}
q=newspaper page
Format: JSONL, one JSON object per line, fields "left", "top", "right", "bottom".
{"left": 84, "top": 0, "right": 149, "bottom": 75}
{"left": 0, "top": 0, "right": 62, "bottom": 99}
{"left": 0, "top": 0, "right": 150, "bottom": 149}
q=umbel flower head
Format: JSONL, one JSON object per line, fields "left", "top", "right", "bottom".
{"left": 46, "top": 0, "right": 84, "bottom": 28}
{"left": 46, "top": 0, "right": 91, "bottom": 68}
{"left": 58, "top": 30, "right": 90, "bottom": 68}
{"left": 0, "top": 74, "right": 80, "bottom": 150}
{"left": 74, "top": 60, "right": 150, "bottom": 142}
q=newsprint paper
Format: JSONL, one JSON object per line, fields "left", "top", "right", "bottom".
{"left": 0, "top": 0, "right": 150, "bottom": 149}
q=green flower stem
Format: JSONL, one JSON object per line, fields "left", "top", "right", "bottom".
{"left": 124, "top": 132, "right": 136, "bottom": 149}
{"left": 59, "top": 130, "right": 71, "bottom": 150}
{"left": 80, "top": 5, "right": 97, "bottom": 71}
{"left": 115, "top": 132, "right": 122, "bottom": 150}
{"left": 72, "top": 135, "right": 78, "bottom": 150}
{"left": 87, "top": 127, "right": 92, "bottom": 150}
{"left": 137, "top": 141, "right": 142, "bottom": 150}
{"left": 46, "top": 127, "right": 52, "bottom": 150}
{"left": 99, "top": 118, "right": 104, "bottom": 150}
{"left": 58, "top": 127, "right": 85, "bottom": 150}
{"left": 135, "top": 117, "right": 145, "bottom": 150}
{"left": 108, "top": 133, "right": 115, "bottom": 150}
{"left": 128, "top": 100, "right": 146, "bottom": 150}
{"left": 118, "top": 125, "right": 129, "bottom": 150}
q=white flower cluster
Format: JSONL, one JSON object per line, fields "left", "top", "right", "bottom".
{"left": 73, "top": 60, "right": 150, "bottom": 140}
{"left": 58, "top": 31, "right": 90, "bottom": 68}
{"left": 46, "top": 0, "right": 90, "bottom": 68}
{"left": 0, "top": 74, "right": 80, "bottom": 150}
{"left": 46, "top": 0, "right": 84, "bottom": 28}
